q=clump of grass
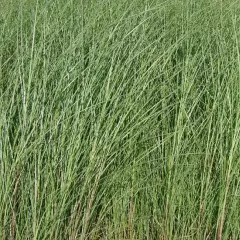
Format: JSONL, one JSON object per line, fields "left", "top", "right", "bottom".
{"left": 1, "top": 0, "right": 240, "bottom": 239}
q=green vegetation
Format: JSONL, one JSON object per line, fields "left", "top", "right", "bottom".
{"left": 1, "top": 0, "right": 240, "bottom": 239}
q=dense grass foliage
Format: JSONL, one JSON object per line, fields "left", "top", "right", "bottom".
{"left": 1, "top": 0, "right": 240, "bottom": 239}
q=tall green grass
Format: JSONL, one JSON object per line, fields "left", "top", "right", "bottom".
{"left": 1, "top": 0, "right": 240, "bottom": 239}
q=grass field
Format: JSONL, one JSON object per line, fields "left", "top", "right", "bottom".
{"left": 1, "top": 0, "right": 240, "bottom": 239}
